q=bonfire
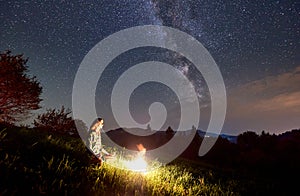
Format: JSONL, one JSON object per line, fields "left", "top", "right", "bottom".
{"left": 124, "top": 144, "right": 148, "bottom": 173}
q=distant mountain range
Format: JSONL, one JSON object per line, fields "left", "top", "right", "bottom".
{"left": 197, "top": 130, "right": 238, "bottom": 143}
{"left": 104, "top": 127, "right": 237, "bottom": 151}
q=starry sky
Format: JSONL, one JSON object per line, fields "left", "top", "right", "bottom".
{"left": 1, "top": 0, "right": 299, "bottom": 135}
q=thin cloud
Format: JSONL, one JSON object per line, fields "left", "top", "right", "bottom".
{"left": 225, "top": 66, "right": 300, "bottom": 133}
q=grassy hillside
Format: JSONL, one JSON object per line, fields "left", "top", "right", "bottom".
{"left": 0, "top": 126, "right": 296, "bottom": 195}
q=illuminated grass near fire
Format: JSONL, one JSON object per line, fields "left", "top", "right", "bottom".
{"left": 106, "top": 151, "right": 158, "bottom": 173}
{"left": 105, "top": 144, "right": 158, "bottom": 173}
{"left": 106, "top": 155, "right": 158, "bottom": 174}
{"left": 124, "top": 155, "right": 148, "bottom": 172}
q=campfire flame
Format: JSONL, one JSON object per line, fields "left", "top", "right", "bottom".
{"left": 125, "top": 144, "right": 148, "bottom": 172}
{"left": 136, "top": 143, "right": 146, "bottom": 155}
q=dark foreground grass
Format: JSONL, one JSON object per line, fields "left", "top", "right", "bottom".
{"left": 0, "top": 126, "right": 294, "bottom": 195}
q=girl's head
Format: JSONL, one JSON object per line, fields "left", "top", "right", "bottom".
{"left": 90, "top": 117, "right": 104, "bottom": 131}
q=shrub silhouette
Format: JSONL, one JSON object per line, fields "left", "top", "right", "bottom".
{"left": 33, "top": 106, "right": 87, "bottom": 137}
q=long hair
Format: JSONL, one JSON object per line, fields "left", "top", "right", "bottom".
{"left": 89, "top": 117, "right": 103, "bottom": 130}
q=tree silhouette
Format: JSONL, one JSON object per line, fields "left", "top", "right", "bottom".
{"left": 237, "top": 131, "right": 259, "bottom": 149}
{"left": 146, "top": 123, "right": 151, "bottom": 131}
{"left": 0, "top": 50, "right": 42, "bottom": 123}
{"left": 166, "top": 126, "right": 174, "bottom": 136}
{"left": 34, "top": 106, "right": 77, "bottom": 135}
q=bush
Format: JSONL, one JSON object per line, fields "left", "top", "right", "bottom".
{"left": 33, "top": 106, "right": 87, "bottom": 137}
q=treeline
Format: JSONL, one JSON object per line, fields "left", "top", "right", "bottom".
{"left": 180, "top": 128, "right": 300, "bottom": 192}
{"left": 196, "top": 129, "right": 300, "bottom": 171}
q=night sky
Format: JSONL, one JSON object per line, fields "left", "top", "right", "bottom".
{"left": 1, "top": 0, "right": 299, "bottom": 135}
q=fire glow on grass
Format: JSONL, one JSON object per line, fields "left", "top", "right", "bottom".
{"left": 124, "top": 144, "right": 148, "bottom": 173}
